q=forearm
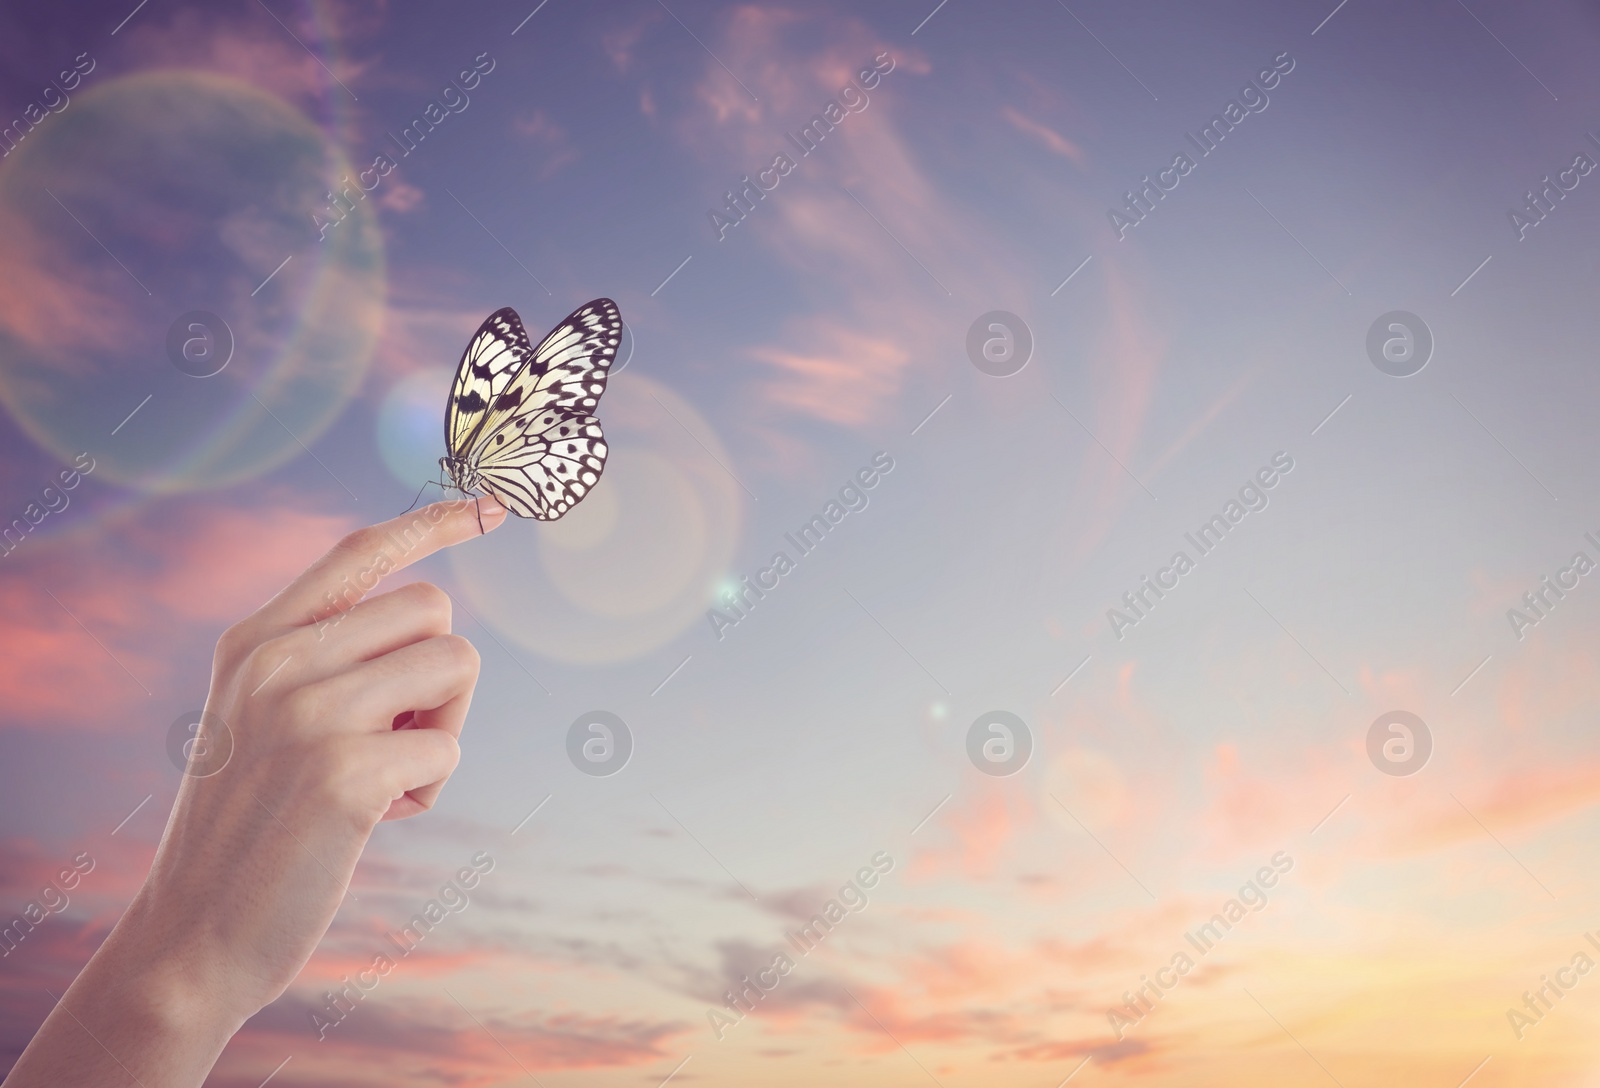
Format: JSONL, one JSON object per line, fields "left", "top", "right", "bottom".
{"left": 4, "top": 502, "right": 493, "bottom": 1086}
{"left": 2, "top": 895, "right": 244, "bottom": 1088}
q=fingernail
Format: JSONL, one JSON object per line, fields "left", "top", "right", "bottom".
{"left": 478, "top": 497, "right": 508, "bottom": 531}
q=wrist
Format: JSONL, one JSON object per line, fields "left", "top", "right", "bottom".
{"left": 90, "top": 888, "right": 255, "bottom": 1044}
{"left": 3, "top": 897, "right": 246, "bottom": 1088}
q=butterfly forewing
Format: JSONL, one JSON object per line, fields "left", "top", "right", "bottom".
{"left": 489, "top": 298, "right": 621, "bottom": 426}
{"left": 445, "top": 307, "right": 533, "bottom": 454}
{"left": 444, "top": 298, "right": 621, "bottom": 521}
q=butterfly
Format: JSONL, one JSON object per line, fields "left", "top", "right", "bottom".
{"left": 441, "top": 299, "right": 621, "bottom": 520}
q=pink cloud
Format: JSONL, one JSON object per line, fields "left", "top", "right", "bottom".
{"left": 1398, "top": 762, "right": 1600, "bottom": 857}
{"left": 115, "top": 6, "right": 373, "bottom": 113}
{"left": 908, "top": 787, "right": 1034, "bottom": 882}
{"left": 378, "top": 177, "right": 425, "bottom": 213}
{"left": 0, "top": 203, "right": 139, "bottom": 365}
{"left": 513, "top": 109, "right": 580, "bottom": 179}
{"left": 1001, "top": 105, "right": 1088, "bottom": 166}
{"left": 0, "top": 494, "right": 353, "bottom": 728}
{"left": 629, "top": 1, "right": 1166, "bottom": 555}
{"left": 1060, "top": 264, "right": 1166, "bottom": 564}
{"left": 748, "top": 324, "right": 911, "bottom": 427}
{"left": 603, "top": 11, "right": 661, "bottom": 74}
{"left": 215, "top": 993, "right": 687, "bottom": 1087}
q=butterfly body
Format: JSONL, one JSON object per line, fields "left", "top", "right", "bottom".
{"left": 442, "top": 299, "right": 621, "bottom": 520}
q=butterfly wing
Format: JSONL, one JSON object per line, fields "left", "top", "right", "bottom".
{"left": 473, "top": 410, "right": 608, "bottom": 520}
{"left": 445, "top": 307, "right": 534, "bottom": 457}
{"left": 480, "top": 298, "right": 621, "bottom": 427}
{"left": 459, "top": 298, "right": 622, "bottom": 520}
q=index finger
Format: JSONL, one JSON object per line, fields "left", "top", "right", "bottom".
{"left": 256, "top": 497, "right": 507, "bottom": 629}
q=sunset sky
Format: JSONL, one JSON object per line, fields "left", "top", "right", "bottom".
{"left": 5, "top": 1, "right": 1600, "bottom": 1085}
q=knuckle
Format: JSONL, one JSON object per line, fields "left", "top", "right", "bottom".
{"left": 321, "top": 738, "right": 361, "bottom": 786}
{"left": 438, "top": 731, "right": 462, "bottom": 769}
{"left": 312, "top": 738, "right": 369, "bottom": 813}
{"left": 215, "top": 620, "right": 255, "bottom": 662}
{"left": 402, "top": 582, "right": 452, "bottom": 627}
{"left": 279, "top": 680, "right": 328, "bottom": 726}
{"left": 331, "top": 525, "right": 381, "bottom": 561}
{"left": 439, "top": 634, "right": 480, "bottom": 674}
{"left": 242, "top": 635, "right": 294, "bottom": 689}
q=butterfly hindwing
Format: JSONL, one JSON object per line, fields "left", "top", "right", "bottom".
{"left": 474, "top": 411, "right": 607, "bottom": 520}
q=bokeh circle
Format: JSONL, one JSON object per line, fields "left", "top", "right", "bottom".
{"left": 377, "top": 367, "right": 451, "bottom": 491}
{"left": 0, "top": 70, "right": 384, "bottom": 492}
{"left": 449, "top": 373, "right": 743, "bottom": 664}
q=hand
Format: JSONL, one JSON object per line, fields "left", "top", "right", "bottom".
{"left": 2, "top": 497, "right": 506, "bottom": 1088}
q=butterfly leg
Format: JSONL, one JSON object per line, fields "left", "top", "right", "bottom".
{"left": 397, "top": 478, "right": 434, "bottom": 518}
{"left": 473, "top": 494, "right": 484, "bottom": 535}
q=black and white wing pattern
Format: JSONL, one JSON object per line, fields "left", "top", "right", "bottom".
{"left": 445, "top": 307, "right": 534, "bottom": 455}
{"left": 474, "top": 410, "right": 608, "bottom": 520}
{"left": 443, "top": 299, "right": 622, "bottom": 521}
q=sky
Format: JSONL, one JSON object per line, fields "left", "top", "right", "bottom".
{"left": 4, "top": 0, "right": 1600, "bottom": 1084}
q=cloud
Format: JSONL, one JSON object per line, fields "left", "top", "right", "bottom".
{"left": 0, "top": 202, "right": 137, "bottom": 365}
{"left": 0, "top": 916, "right": 118, "bottom": 1062}
{"left": 907, "top": 786, "right": 1034, "bottom": 882}
{"left": 368, "top": 289, "right": 492, "bottom": 382}
{"left": 1399, "top": 761, "right": 1600, "bottom": 858}
{"left": 0, "top": 493, "right": 353, "bottom": 729}
{"left": 1001, "top": 105, "right": 1088, "bottom": 165}
{"left": 1060, "top": 263, "right": 1166, "bottom": 563}
{"left": 513, "top": 109, "right": 580, "bottom": 179}
{"left": 650, "top": 1, "right": 1166, "bottom": 555}
{"left": 747, "top": 324, "right": 911, "bottom": 427}
{"left": 602, "top": 10, "right": 661, "bottom": 74}
{"left": 114, "top": 5, "right": 372, "bottom": 112}
{"left": 637, "top": 10, "right": 945, "bottom": 445}
{"left": 228, "top": 991, "right": 687, "bottom": 1085}
{"left": 377, "top": 178, "right": 425, "bottom": 213}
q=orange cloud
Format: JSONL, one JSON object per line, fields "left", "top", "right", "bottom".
{"left": 908, "top": 786, "right": 1034, "bottom": 882}
{"left": 1398, "top": 762, "right": 1600, "bottom": 857}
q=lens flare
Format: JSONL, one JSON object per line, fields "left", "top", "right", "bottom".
{"left": 0, "top": 71, "right": 384, "bottom": 494}
{"left": 448, "top": 373, "right": 743, "bottom": 664}
{"left": 376, "top": 368, "right": 452, "bottom": 491}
